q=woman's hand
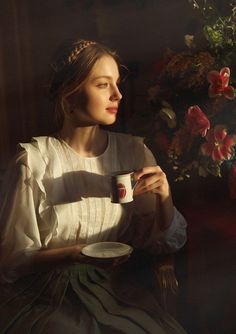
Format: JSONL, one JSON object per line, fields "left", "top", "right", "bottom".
{"left": 133, "top": 166, "right": 171, "bottom": 200}
{"left": 133, "top": 166, "right": 175, "bottom": 230}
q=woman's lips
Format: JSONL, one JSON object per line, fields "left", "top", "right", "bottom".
{"left": 106, "top": 108, "right": 118, "bottom": 114}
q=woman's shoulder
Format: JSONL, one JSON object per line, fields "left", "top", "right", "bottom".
{"left": 18, "top": 136, "right": 60, "bottom": 159}
{"left": 19, "top": 135, "right": 55, "bottom": 152}
{"left": 1, "top": 137, "right": 54, "bottom": 190}
{"left": 17, "top": 136, "right": 60, "bottom": 174}
{"left": 108, "top": 131, "right": 156, "bottom": 168}
{"left": 108, "top": 131, "right": 151, "bottom": 168}
{"left": 109, "top": 131, "right": 145, "bottom": 147}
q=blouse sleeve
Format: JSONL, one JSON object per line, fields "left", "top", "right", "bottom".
{"left": 0, "top": 151, "right": 42, "bottom": 283}
{"left": 128, "top": 139, "right": 187, "bottom": 254}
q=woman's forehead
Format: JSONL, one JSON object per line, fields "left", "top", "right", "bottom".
{"left": 89, "top": 55, "right": 120, "bottom": 79}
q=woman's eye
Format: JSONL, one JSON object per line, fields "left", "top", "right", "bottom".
{"left": 97, "top": 83, "right": 108, "bottom": 88}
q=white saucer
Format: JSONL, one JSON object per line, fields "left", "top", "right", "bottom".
{"left": 81, "top": 242, "right": 133, "bottom": 259}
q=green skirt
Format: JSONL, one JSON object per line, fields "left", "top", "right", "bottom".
{"left": 0, "top": 258, "right": 187, "bottom": 334}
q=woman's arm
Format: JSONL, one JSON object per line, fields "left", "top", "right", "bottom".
{"left": 0, "top": 243, "right": 85, "bottom": 283}
{"left": 0, "top": 152, "right": 85, "bottom": 282}
{"left": 18, "top": 244, "right": 85, "bottom": 277}
{"left": 131, "top": 166, "right": 187, "bottom": 254}
{"left": 1, "top": 242, "right": 130, "bottom": 283}
{"left": 133, "top": 165, "right": 174, "bottom": 231}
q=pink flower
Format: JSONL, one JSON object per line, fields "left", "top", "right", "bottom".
{"left": 207, "top": 67, "right": 235, "bottom": 99}
{"left": 186, "top": 105, "right": 210, "bottom": 137}
{"left": 228, "top": 164, "right": 236, "bottom": 199}
{"left": 201, "top": 125, "right": 236, "bottom": 162}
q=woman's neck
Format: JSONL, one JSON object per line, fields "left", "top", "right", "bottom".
{"left": 59, "top": 123, "right": 108, "bottom": 157}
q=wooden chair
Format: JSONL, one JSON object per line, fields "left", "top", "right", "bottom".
{"left": 110, "top": 249, "right": 179, "bottom": 318}
{"left": 155, "top": 254, "right": 178, "bottom": 318}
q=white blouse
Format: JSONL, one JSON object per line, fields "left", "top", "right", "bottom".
{"left": 0, "top": 132, "right": 187, "bottom": 281}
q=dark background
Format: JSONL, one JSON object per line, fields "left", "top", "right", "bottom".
{"left": 0, "top": 0, "right": 199, "bottom": 168}
{"left": 0, "top": 1, "right": 235, "bottom": 333}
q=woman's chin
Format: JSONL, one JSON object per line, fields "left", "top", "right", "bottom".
{"left": 101, "top": 117, "right": 117, "bottom": 126}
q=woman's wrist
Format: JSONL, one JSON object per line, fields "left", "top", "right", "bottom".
{"left": 69, "top": 244, "right": 86, "bottom": 263}
{"left": 156, "top": 193, "right": 175, "bottom": 231}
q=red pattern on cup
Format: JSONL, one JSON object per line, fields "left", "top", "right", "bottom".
{"left": 117, "top": 183, "right": 126, "bottom": 199}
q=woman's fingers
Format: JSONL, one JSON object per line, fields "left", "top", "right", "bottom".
{"left": 134, "top": 166, "right": 163, "bottom": 180}
{"left": 135, "top": 179, "right": 163, "bottom": 195}
{"left": 133, "top": 166, "right": 169, "bottom": 197}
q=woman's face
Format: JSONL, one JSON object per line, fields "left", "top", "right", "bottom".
{"left": 68, "top": 55, "right": 122, "bottom": 126}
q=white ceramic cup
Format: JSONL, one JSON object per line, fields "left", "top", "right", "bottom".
{"left": 110, "top": 171, "right": 137, "bottom": 204}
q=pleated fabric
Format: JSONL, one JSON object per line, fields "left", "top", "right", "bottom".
{"left": 0, "top": 263, "right": 187, "bottom": 334}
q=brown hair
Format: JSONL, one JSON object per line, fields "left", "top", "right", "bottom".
{"left": 49, "top": 39, "right": 120, "bottom": 129}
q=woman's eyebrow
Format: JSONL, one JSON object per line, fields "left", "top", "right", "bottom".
{"left": 92, "top": 75, "right": 120, "bottom": 81}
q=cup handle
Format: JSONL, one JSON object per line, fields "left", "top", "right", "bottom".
{"left": 131, "top": 172, "right": 139, "bottom": 190}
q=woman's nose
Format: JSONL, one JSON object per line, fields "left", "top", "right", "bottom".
{"left": 111, "top": 86, "right": 122, "bottom": 101}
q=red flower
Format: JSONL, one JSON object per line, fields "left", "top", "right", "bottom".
{"left": 152, "top": 48, "right": 173, "bottom": 77}
{"left": 186, "top": 105, "right": 210, "bottom": 137}
{"left": 207, "top": 67, "right": 235, "bottom": 99}
{"left": 201, "top": 125, "right": 236, "bottom": 162}
{"left": 228, "top": 164, "right": 236, "bottom": 199}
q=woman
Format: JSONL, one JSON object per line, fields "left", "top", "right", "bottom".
{"left": 0, "top": 39, "right": 187, "bottom": 333}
